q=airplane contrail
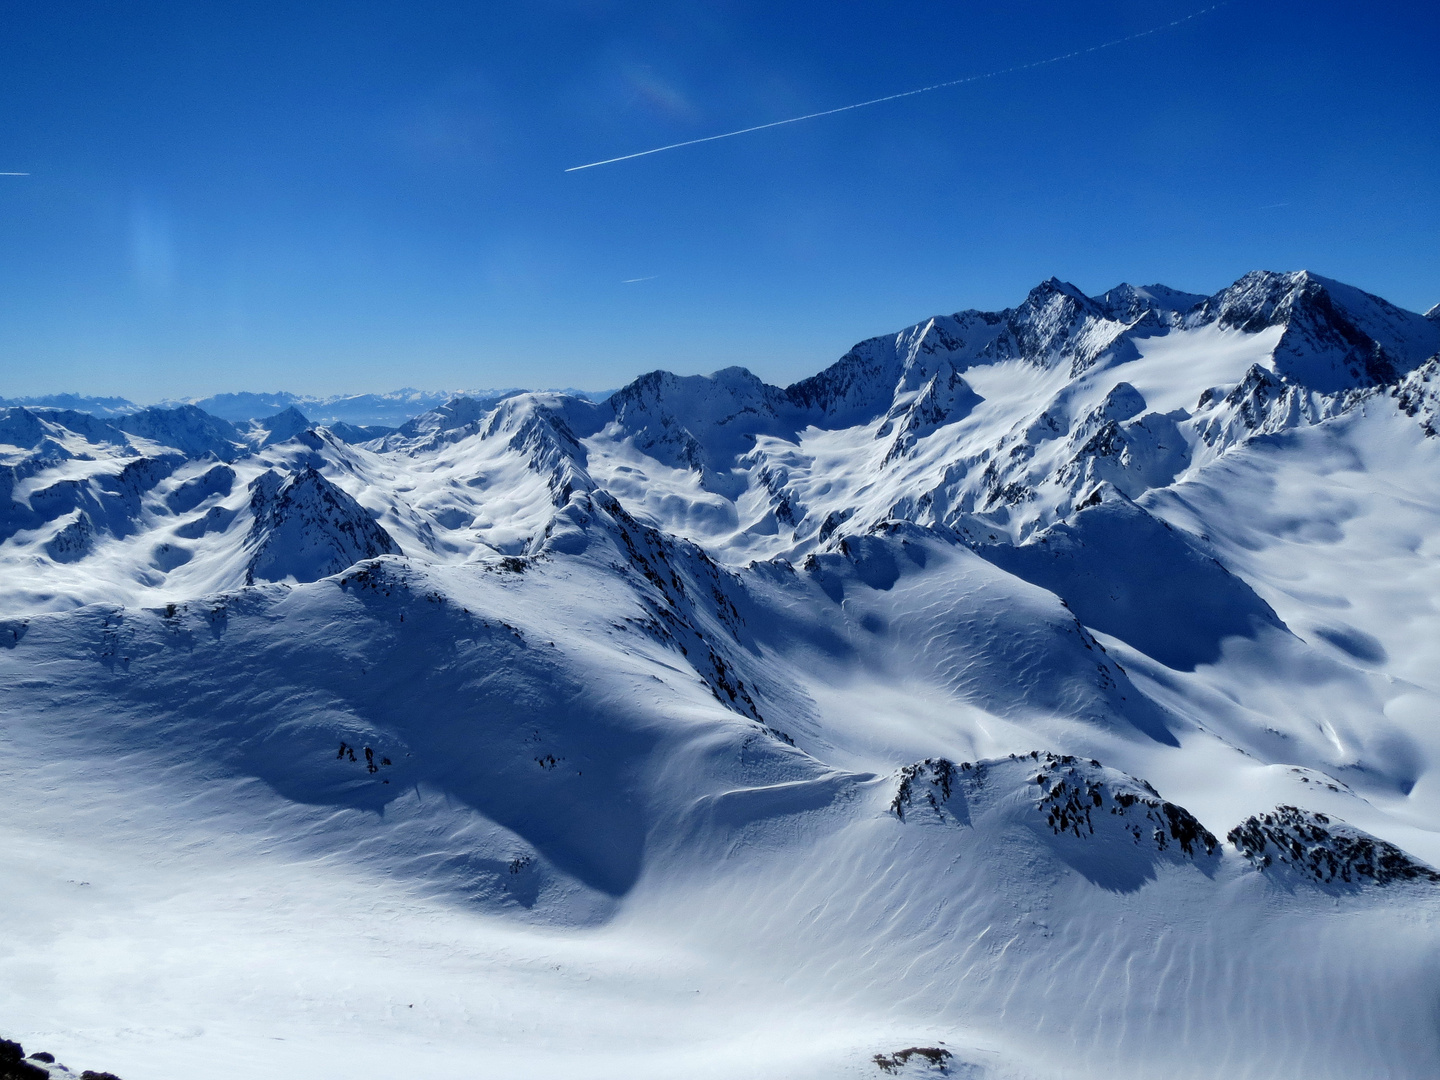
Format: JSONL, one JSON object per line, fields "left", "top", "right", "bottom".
{"left": 0, "top": 172, "right": 29, "bottom": 176}
{"left": 566, "top": 2, "right": 1230, "bottom": 173}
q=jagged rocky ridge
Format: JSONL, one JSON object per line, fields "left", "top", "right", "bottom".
{"left": 244, "top": 466, "right": 401, "bottom": 585}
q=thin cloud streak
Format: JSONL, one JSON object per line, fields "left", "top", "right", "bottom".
{"left": 566, "top": 2, "right": 1231, "bottom": 173}
{"left": 0, "top": 172, "right": 30, "bottom": 176}
{"left": 621, "top": 275, "right": 659, "bottom": 283}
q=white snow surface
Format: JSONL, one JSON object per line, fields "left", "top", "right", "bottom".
{"left": 4, "top": 269, "right": 1440, "bottom": 1080}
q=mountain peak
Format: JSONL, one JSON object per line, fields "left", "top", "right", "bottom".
{"left": 1094, "top": 282, "right": 1207, "bottom": 321}
{"left": 0, "top": 393, "right": 138, "bottom": 416}
{"left": 1192, "top": 269, "right": 1439, "bottom": 392}
{"left": 258, "top": 405, "right": 313, "bottom": 447}
{"left": 116, "top": 404, "right": 243, "bottom": 461}
{"left": 262, "top": 405, "right": 310, "bottom": 428}
{"left": 245, "top": 466, "right": 400, "bottom": 584}
{"left": 1025, "top": 276, "right": 1093, "bottom": 307}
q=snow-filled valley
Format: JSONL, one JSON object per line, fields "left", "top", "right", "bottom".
{"left": 3, "top": 269, "right": 1440, "bottom": 1079}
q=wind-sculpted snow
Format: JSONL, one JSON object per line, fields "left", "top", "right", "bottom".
{"left": 165, "top": 464, "right": 235, "bottom": 515}
{"left": 5, "top": 269, "right": 1440, "bottom": 1079}
{"left": 977, "top": 488, "right": 1284, "bottom": 670}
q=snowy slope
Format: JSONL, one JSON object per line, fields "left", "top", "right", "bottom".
{"left": 3, "top": 269, "right": 1440, "bottom": 1080}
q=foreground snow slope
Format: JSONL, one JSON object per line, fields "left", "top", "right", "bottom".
{"left": 3, "top": 269, "right": 1440, "bottom": 1079}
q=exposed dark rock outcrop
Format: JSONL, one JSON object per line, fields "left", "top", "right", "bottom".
{"left": 1228, "top": 806, "right": 1440, "bottom": 886}
{"left": 891, "top": 752, "right": 1219, "bottom": 860}
{"left": 0, "top": 1037, "right": 121, "bottom": 1080}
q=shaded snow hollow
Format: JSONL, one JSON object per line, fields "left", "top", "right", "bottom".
{"left": 3, "top": 270, "right": 1440, "bottom": 1080}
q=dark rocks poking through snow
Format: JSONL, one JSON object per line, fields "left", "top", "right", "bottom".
{"left": 1394, "top": 354, "right": 1440, "bottom": 438}
{"left": 1033, "top": 753, "right": 1218, "bottom": 857}
{"left": 0, "top": 1037, "right": 122, "bottom": 1080}
{"left": 1227, "top": 806, "right": 1440, "bottom": 886}
{"left": 890, "top": 758, "right": 959, "bottom": 822}
{"left": 0, "top": 1039, "right": 47, "bottom": 1080}
{"left": 891, "top": 752, "right": 1218, "bottom": 859}
{"left": 336, "top": 741, "right": 393, "bottom": 776}
{"left": 873, "top": 1046, "right": 953, "bottom": 1074}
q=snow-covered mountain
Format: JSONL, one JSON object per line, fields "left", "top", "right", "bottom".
{"left": 3, "top": 269, "right": 1440, "bottom": 1080}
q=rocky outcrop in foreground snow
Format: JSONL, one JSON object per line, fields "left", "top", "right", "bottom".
{"left": 1228, "top": 806, "right": 1440, "bottom": 886}
{"left": 1, "top": 1037, "right": 121, "bottom": 1080}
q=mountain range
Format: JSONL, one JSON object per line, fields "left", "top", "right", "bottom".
{"left": 3, "top": 268, "right": 1440, "bottom": 1080}
{"left": 0, "top": 388, "right": 612, "bottom": 430}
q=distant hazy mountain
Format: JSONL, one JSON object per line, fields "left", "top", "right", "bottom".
{"left": 0, "top": 392, "right": 139, "bottom": 415}
{"left": 171, "top": 389, "right": 491, "bottom": 427}
{"left": 170, "top": 387, "right": 612, "bottom": 426}
{"left": 0, "top": 388, "right": 615, "bottom": 428}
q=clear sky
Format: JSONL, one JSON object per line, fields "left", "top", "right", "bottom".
{"left": 1, "top": 0, "right": 1436, "bottom": 401}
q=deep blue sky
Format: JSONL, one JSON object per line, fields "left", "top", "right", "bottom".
{"left": 1, "top": 0, "right": 1436, "bottom": 400}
